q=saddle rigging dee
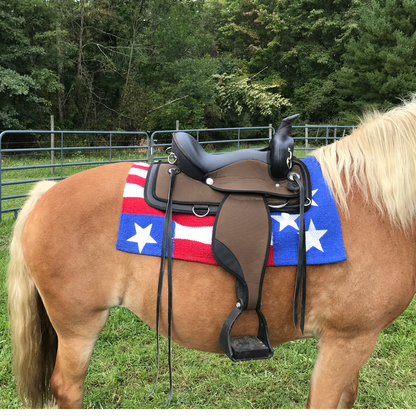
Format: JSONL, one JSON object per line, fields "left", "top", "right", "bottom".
{"left": 144, "top": 114, "right": 312, "bottom": 366}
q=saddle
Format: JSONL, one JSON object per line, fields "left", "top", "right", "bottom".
{"left": 144, "top": 114, "right": 311, "bottom": 404}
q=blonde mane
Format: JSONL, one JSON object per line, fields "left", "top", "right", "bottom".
{"left": 312, "top": 98, "right": 416, "bottom": 230}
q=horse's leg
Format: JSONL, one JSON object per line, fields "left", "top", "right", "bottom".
{"left": 306, "top": 333, "right": 378, "bottom": 409}
{"left": 49, "top": 311, "right": 109, "bottom": 409}
{"left": 337, "top": 372, "right": 359, "bottom": 409}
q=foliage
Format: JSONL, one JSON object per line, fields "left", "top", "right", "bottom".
{"left": 214, "top": 72, "right": 290, "bottom": 125}
{"left": 0, "top": 0, "right": 58, "bottom": 129}
{"left": 221, "top": 0, "right": 358, "bottom": 124}
{"left": 1, "top": 0, "right": 416, "bottom": 137}
{"left": 336, "top": 0, "right": 416, "bottom": 120}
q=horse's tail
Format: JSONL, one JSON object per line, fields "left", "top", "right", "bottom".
{"left": 7, "top": 181, "right": 58, "bottom": 408}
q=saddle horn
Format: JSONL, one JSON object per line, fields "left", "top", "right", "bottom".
{"left": 269, "top": 114, "right": 299, "bottom": 179}
{"left": 276, "top": 113, "right": 299, "bottom": 135}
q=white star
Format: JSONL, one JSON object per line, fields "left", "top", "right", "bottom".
{"left": 305, "top": 219, "right": 327, "bottom": 252}
{"left": 311, "top": 189, "right": 318, "bottom": 207}
{"left": 272, "top": 212, "right": 300, "bottom": 231}
{"left": 127, "top": 223, "right": 157, "bottom": 253}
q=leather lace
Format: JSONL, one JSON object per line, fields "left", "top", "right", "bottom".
{"left": 293, "top": 174, "right": 307, "bottom": 333}
{"left": 147, "top": 167, "right": 178, "bottom": 407}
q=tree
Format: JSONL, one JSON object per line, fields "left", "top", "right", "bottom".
{"left": 263, "top": 0, "right": 358, "bottom": 123}
{"left": 0, "top": 0, "right": 61, "bottom": 130}
{"left": 210, "top": 0, "right": 358, "bottom": 123}
{"left": 71, "top": 0, "right": 219, "bottom": 131}
{"left": 336, "top": 0, "right": 416, "bottom": 120}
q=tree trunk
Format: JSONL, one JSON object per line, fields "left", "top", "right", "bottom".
{"left": 77, "top": 0, "right": 85, "bottom": 77}
{"left": 83, "top": 73, "right": 95, "bottom": 127}
{"left": 56, "top": 0, "right": 64, "bottom": 122}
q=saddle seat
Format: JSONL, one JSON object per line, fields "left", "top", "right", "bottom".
{"left": 171, "top": 132, "right": 268, "bottom": 181}
{"left": 172, "top": 114, "right": 299, "bottom": 181}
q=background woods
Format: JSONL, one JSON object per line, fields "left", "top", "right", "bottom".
{"left": 1, "top": 0, "right": 416, "bottom": 136}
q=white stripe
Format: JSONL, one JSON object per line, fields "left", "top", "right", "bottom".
{"left": 174, "top": 222, "right": 213, "bottom": 245}
{"left": 174, "top": 223, "right": 272, "bottom": 246}
{"left": 129, "top": 167, "right": 148, "bottom": 178}
{"left": 123, "top": 183, "right": 144, "bottom": 198}
{"left": 133, "top": 162, "right": 149, "bottom": 168}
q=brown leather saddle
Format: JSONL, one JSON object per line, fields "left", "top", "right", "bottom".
{"left": 144, "top": 114, "right": 311, "bottom": 370}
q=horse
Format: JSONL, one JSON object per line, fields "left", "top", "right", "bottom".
{"left": 7, "top": 99, "right": 416, "bottom": 409}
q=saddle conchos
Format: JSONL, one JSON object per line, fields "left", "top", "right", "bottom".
{"left": 144, "top": 114, "right": 312, "bottom": 368}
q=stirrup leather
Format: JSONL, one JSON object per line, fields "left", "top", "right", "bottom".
{"left": 212, "top": 193, "right": 273, "bottom": 361}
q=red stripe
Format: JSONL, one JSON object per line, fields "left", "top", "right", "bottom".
{"left": 174, "top": 239, "right": 274, "bottom": 266}
{"left": 127, "top": 174, "right": 146, "bottom": 187}
{"left": 122, "top": 197, "right": 164, "bottom": 216}
{"left": 122, "top": 199, "right": 218, "bottom": 223}
{"left": 172, "top": 212, "right": 215, "bottom": 227}
{"left": 173, "top": 239, "right": 218, "bottom": 265}
{"left": 267, "top": 245, "right": 274, "bottom": 266}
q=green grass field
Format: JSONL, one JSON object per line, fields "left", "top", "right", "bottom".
{"left": 0, "top": 151, "right": 415, "bottom": 409}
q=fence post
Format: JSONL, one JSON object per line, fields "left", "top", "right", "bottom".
{"left": 176, "top": 120, "right": 179, "bottom": 130}
{"left": 0, "top": 133, "right": 2, "bottom": 222}
{"left": 109, "top": 132, "right": 112, "bottom": 163}
{"left": 60, "top": 132, "right": 64, "bottom": 179}
{"left": 51, "top": 115, "right": 55, "bottom": 175}
{"left": 305, "top": 125, "right": 309, "bottom": 157}
{"left": 150, "top": 132, "right": 154, "bottom": 163}
{"left": 269, "top": 123, "right": 272, "bottom": 140}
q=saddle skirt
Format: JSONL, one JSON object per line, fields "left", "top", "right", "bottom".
{"left": 116, "top": 157, "right": 346, "bottom": 266}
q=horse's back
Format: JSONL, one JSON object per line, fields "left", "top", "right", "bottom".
{"left": 24, "top": 162, "right": 132, "bottom": 231}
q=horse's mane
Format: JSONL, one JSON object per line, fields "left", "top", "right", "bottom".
{"left": 312, "top": 97, "right": 416, "bottom": 230}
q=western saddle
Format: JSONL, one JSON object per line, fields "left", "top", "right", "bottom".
{"left": 144, "top": 114, "right": 311, "bottom": 404}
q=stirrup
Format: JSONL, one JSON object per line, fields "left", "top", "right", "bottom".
{"left": 218, "top": 305, "right": 273, "bottom": 362}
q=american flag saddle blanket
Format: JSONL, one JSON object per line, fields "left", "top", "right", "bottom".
{"left": 116, "top": 156, "right": 346, "bottom": 267}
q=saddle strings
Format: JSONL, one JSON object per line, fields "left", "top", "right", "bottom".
{"left": 147, "top": 167, "right": 178, "bottom": 407}
{"left": 292, "top": 174, "right": 307, "bottom": 333}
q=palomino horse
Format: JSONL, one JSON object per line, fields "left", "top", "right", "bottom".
{"left": 7, "top": 100, "right": 416, "bottom": 409}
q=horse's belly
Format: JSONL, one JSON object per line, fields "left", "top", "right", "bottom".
{"left": 121, "top": 255, "right": 301, "bottom": 353}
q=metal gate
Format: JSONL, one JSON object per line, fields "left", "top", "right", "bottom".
{"left": 0, "top": 125, "right": 354, "bottom": 220}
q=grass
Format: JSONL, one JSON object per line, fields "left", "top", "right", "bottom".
{"left": 0, "top": 151, "right": 416, "bottom": 409}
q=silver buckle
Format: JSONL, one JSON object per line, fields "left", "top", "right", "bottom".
{"left": 287, "top": 148, "right": 293, "bottom": 170}
{"left": 167, "top": 152, "right": 177, "bottom": 164}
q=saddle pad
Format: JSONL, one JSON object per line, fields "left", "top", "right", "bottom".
{"left": 116, "top": 158, "right": 346, "bottom": 266}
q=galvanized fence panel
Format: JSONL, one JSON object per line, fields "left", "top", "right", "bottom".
{"left": 0, "top": 130, "right": 149, "bottom": 220}
{"left": 291, "top": 125, "right": 355, "bottom": 158}
{"left": 0, "top": 125, "right": 356, "bottom": 220}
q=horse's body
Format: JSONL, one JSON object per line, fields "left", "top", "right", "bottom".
{"left": 7, "top": 101, "right": 416, "bottom": 409}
